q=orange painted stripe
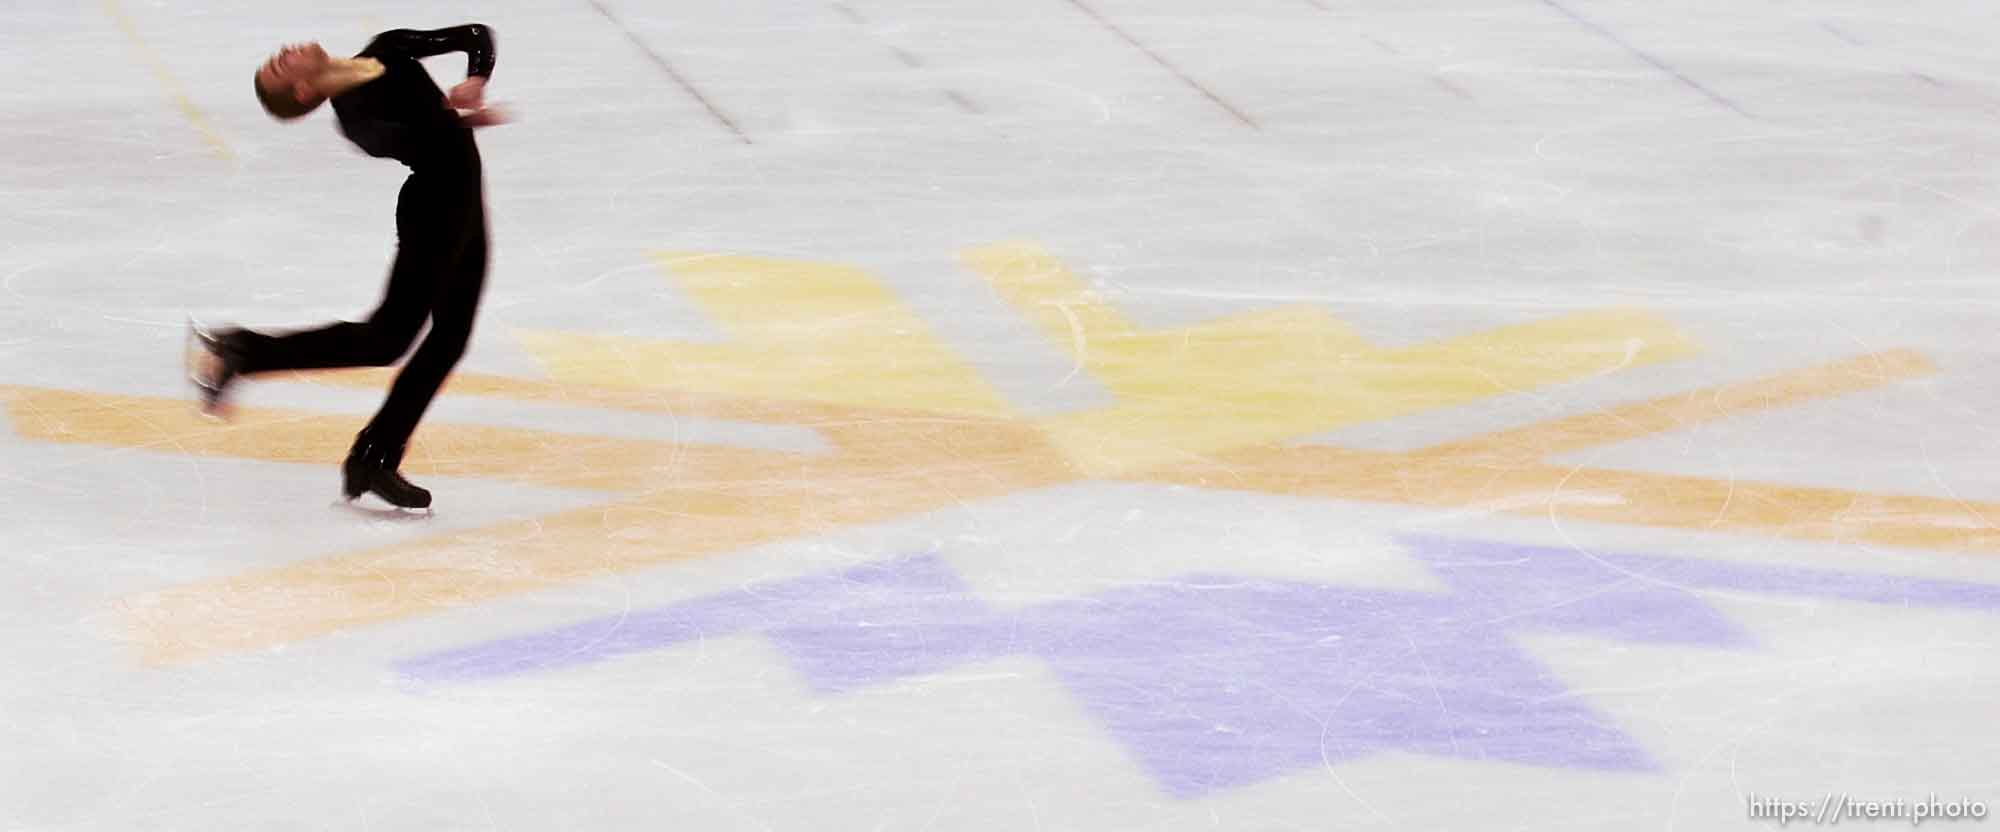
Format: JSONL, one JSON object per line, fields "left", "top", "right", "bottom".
{"left": 7, "top": 346, "right": 1982, "bottom": 665}
{"left": 1418, "top": 349, "right": 1938, "bottom": 464}
{"left": 119, "top": 415, "right": 1069, "bottom": 663}
{"left": 2, "top": 386, "right": 801, "bottom": 493}
{"left": 1140, "top": 443, "right": 2000, "bottom": 554}
{"left": 3, "top": 380, "right": 1068, "bottom": 664}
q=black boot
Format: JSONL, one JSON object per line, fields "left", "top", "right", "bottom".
{"left": 342, "top": 433, "right": 433, "bottom": 509}
{"left": 187, "top": 323, "right": 250, "bottom": 417}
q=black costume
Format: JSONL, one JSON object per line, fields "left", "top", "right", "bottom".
{"left": 207, "top": 26, "right": 497, "bottom": 508}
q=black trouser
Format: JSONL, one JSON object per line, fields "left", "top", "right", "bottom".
{"left": 234, "top": 168, "right": 488, "bottom": 452}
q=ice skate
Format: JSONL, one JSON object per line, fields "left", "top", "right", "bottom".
{"left": 185, "top": 319, "right": 249, "bottom": 418}
{"left": 342, "top": 432, "right": 433, "bottom": 510}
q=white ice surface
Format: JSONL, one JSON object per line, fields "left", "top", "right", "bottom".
{"left": 5, "top": 1, "right": 2000, "bottom": 829}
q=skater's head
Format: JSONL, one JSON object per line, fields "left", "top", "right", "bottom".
{"left": 253, "top": 42, "right": 331, "bottom": 120}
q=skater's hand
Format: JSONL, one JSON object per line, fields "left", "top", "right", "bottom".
{"left": 456, "top": 104, "right": 514, "bottom": 128}
{"left": 447, "top": 76, "right": 488, "bottom": 110}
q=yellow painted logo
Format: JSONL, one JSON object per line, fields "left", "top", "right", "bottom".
{"left": 1, "top": 242, "right": 1984, "bottom": 664}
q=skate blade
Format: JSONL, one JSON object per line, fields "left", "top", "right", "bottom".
{"left": 184, "top": 316, "right": 237, "bottom": 420}
{"left": 196, "top": 400, "right": 235, "bottom": 421}
{"left": 334, "top": 497, "right": 434, "bottom": 519}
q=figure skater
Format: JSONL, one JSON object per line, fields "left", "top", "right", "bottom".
{"left": 192, "top": 25, "right": 509, "bottom": 509}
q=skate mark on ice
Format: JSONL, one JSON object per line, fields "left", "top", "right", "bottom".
{"left": 827, "top": 2, "right": 986, "bottom": 117}
{"left": 1429, "top": 74, "right": 1476, "bottom": 102}
{"left": 1818, "top": 21, "right": 1866, "bottom": 47}
{"left": 1539, "top": 0, "right": 1753, "bottom": 119}
{"left": 1060, "top": 0, "right": 1260, "bottom": 129}
{"left": 583, "top": 0, "right": 753, "bottom": 144}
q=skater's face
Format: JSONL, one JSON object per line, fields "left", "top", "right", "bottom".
{"left": 256, "top": 42, "right": 330, "bottom": 102}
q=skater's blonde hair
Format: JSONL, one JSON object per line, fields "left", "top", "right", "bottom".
{"left": 254, "top": 74, "right": 323, "bottom": 120}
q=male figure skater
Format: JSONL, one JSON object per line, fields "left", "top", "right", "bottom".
{"left": 192, "top": 25, "right": 508, "bottom": 509}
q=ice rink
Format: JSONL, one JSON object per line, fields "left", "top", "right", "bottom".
{"left": 5, "top": 0, "right": 2000, "bottom": 828}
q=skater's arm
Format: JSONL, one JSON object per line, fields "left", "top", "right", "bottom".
{"left": 365, "top": 25, "right": 497, "bottom": 79}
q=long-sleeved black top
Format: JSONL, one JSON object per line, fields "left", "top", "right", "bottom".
{"left": 331, "top": 25, "right": 496, "bottom": 172}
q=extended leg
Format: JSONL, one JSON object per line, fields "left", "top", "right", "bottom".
{"left": 227, "top": 175, "right": 450, "bottom": 374}
{"left": 191, "top": 175, "right": 453, "bottom": 413}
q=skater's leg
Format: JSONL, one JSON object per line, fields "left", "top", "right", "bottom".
{"left": 227, "top": 175, "right": 453, "bottom": 375}
{"left": 342, "top": 200, "right": 487, "bottom": 509}
{"left": 359, "top": 223, "right": 487, "bottom": 448}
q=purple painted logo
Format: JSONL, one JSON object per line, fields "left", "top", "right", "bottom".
{"left": 396, "top": 536, "right": 2000, "bottom": 797}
